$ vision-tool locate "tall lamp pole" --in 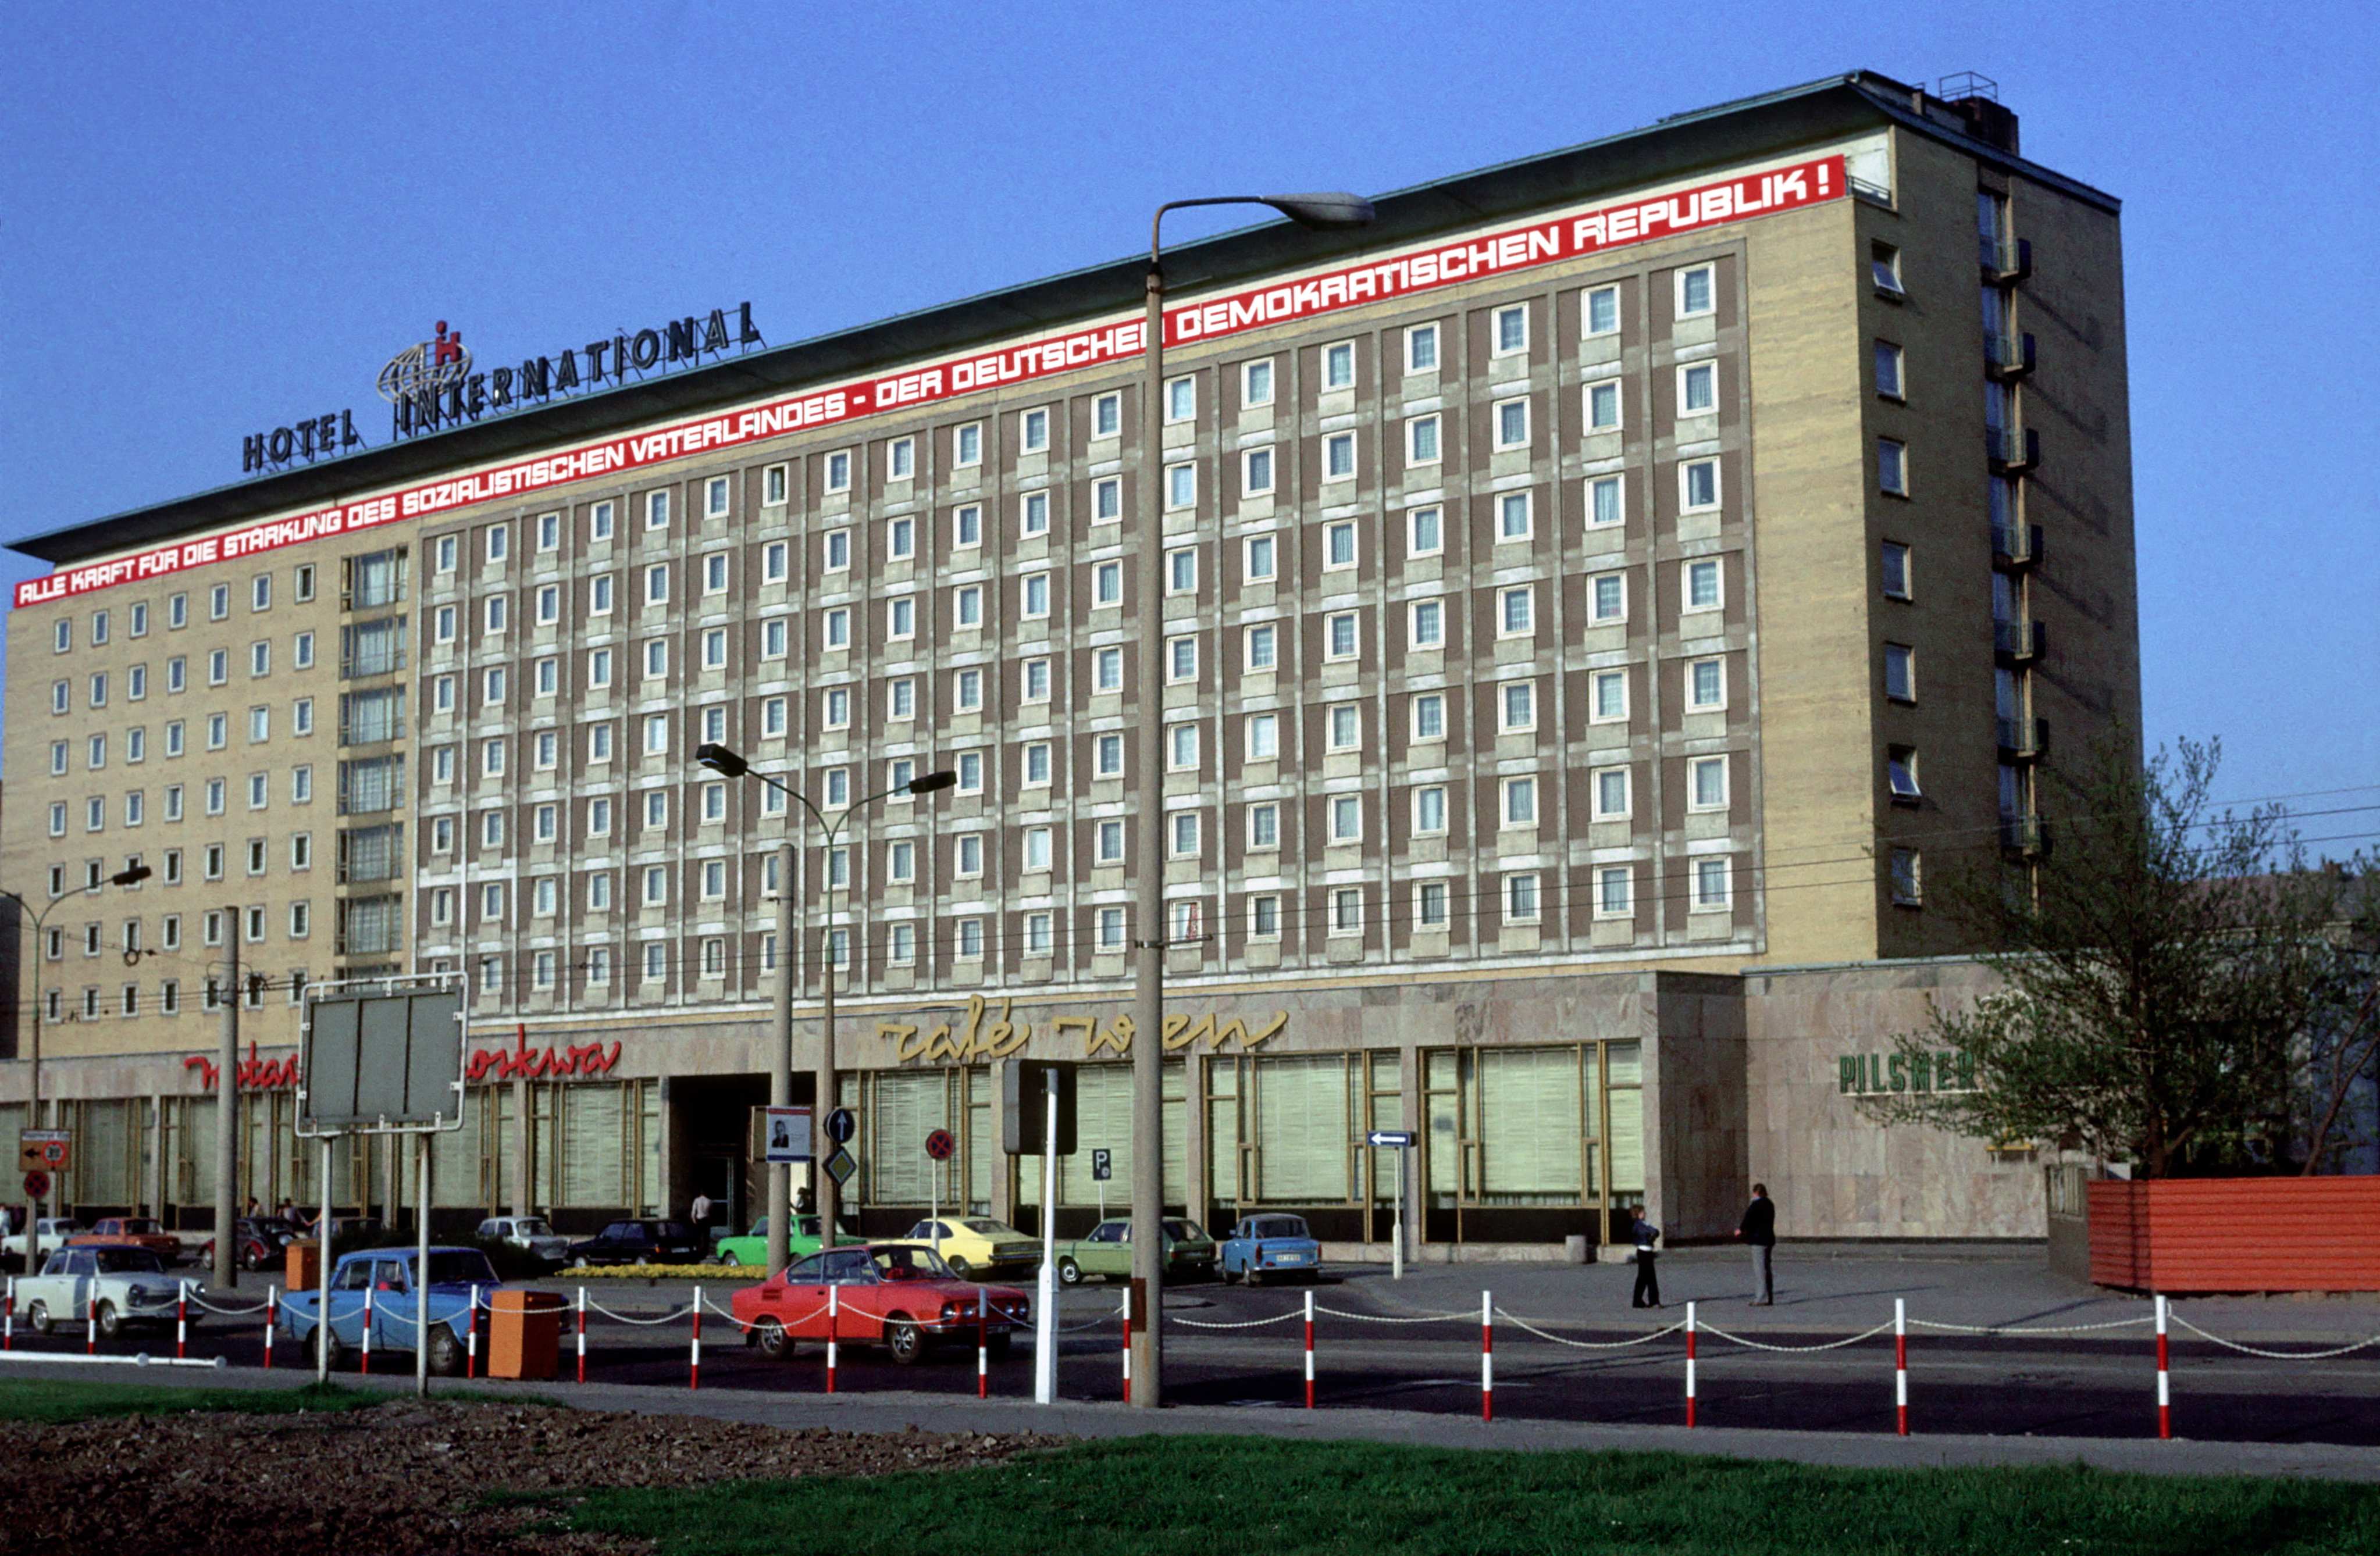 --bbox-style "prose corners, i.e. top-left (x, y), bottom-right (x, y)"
top-left (1132, 191), bottom-right (1374, 1408)
top-left (2, 864), bottom-right (152, 1276)
top-left (696, 742), bottom-right (954, 1276)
